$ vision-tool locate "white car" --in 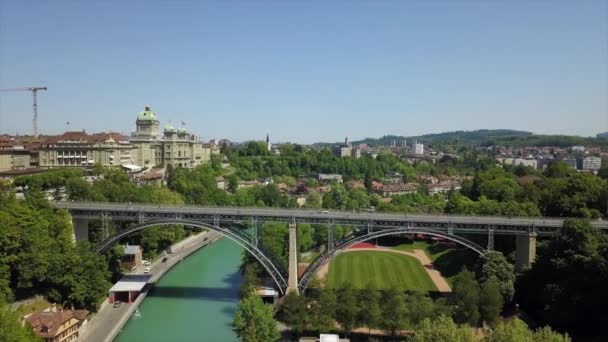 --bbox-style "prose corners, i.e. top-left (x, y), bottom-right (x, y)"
top-left (318, 210), bottom-right (330, 214)
top-left (142, 260), bottom-right (151, 266)
top-left (143, 267), bottom-right (150, 274)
